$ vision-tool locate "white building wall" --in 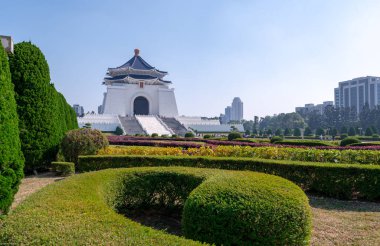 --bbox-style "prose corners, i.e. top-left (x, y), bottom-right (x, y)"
top-left (158, 88), bottom-right (179, 117)
top-left (102, 83), bottom-right (179, 117)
